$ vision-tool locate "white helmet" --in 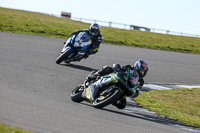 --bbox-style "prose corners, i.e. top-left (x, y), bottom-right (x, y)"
top-left (134, 59), bottom-right (149, 77)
